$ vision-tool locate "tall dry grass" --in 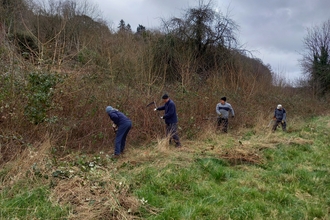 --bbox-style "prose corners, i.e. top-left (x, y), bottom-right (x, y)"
top-left (1, 9), bottom-right (329, 166)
